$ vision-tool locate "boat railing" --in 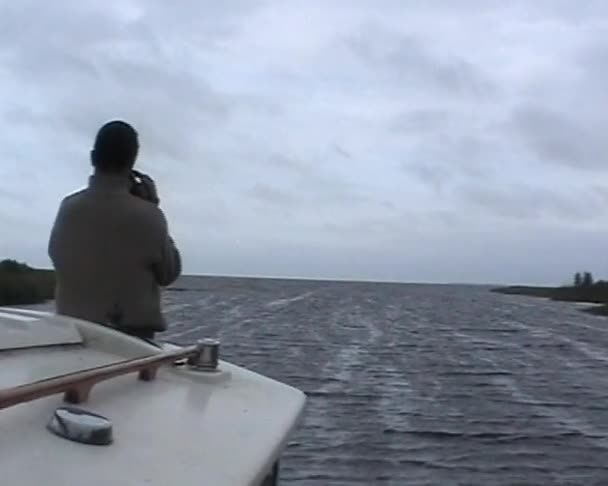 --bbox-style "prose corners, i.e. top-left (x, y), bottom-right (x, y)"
top-left (0, 339), bottom-right (219, 411)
